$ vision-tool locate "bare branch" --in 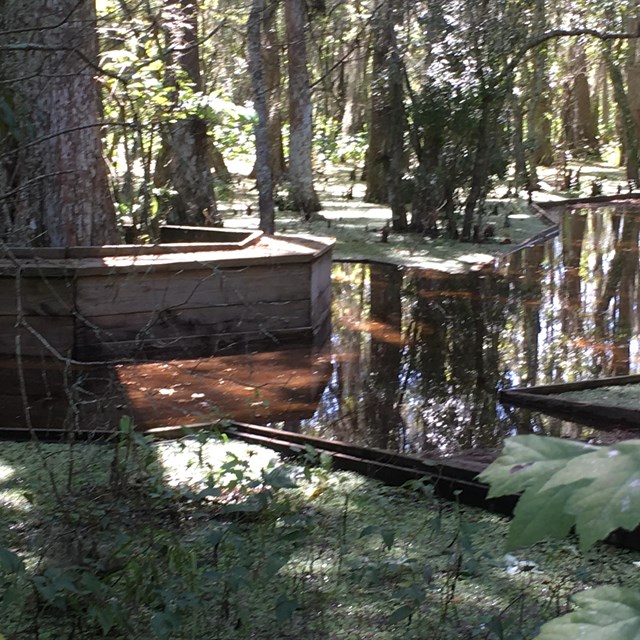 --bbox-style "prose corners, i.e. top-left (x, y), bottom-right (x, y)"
top-left (0, 0), bottom-right (85, 37)
top-left (506, 28), bottom-right (640, 76)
